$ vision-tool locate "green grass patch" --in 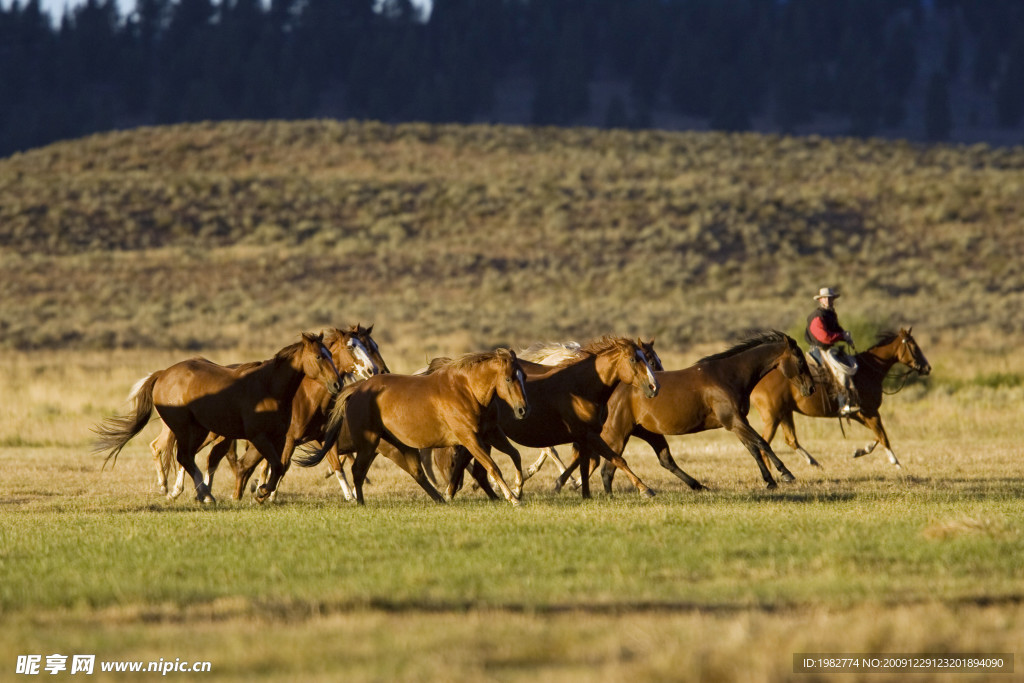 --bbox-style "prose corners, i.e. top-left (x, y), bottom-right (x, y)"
top-left (3, 490), bottom-right (1021, 615)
